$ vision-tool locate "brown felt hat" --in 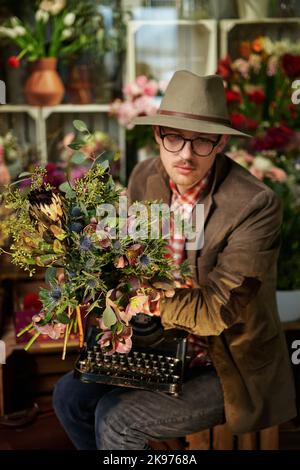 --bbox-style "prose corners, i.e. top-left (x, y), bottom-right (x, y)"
top-left (131, 70), bottom-right (251, 138)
